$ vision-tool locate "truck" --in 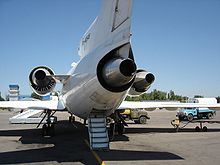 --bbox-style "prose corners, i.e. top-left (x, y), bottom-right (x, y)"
top-left (177, 108), bottom-right (216, 121)
top-left (177, 98), bottom-right (217, 121)
top-left (119, 108), bottom-right (150, 124)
